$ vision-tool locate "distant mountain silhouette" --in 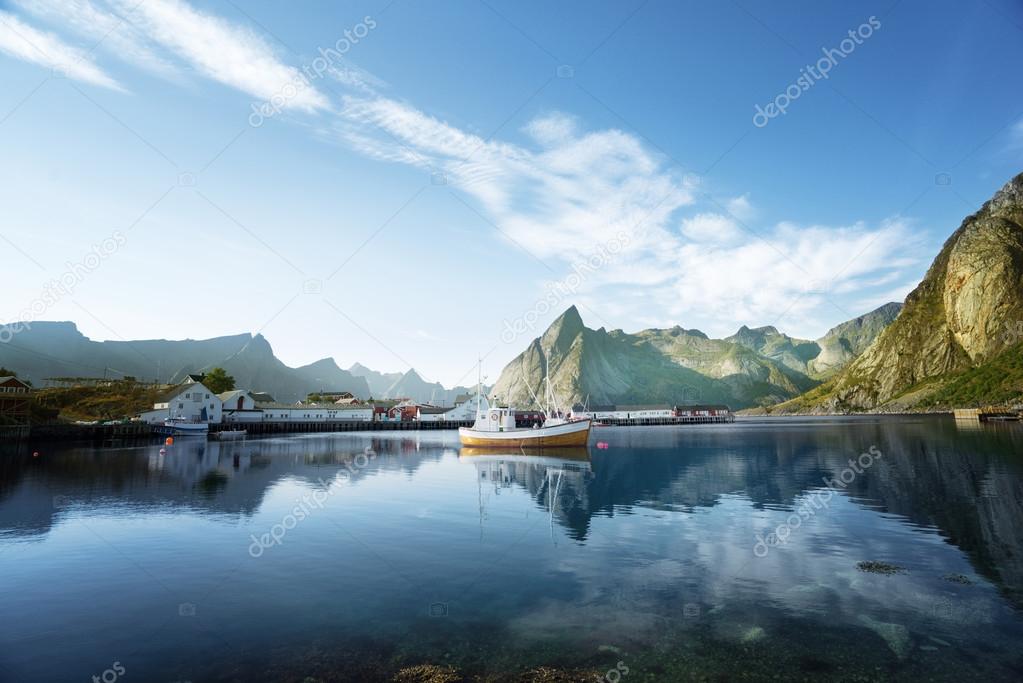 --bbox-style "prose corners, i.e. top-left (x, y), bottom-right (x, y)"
top-left (0, 321), bottom-right (369, 402)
